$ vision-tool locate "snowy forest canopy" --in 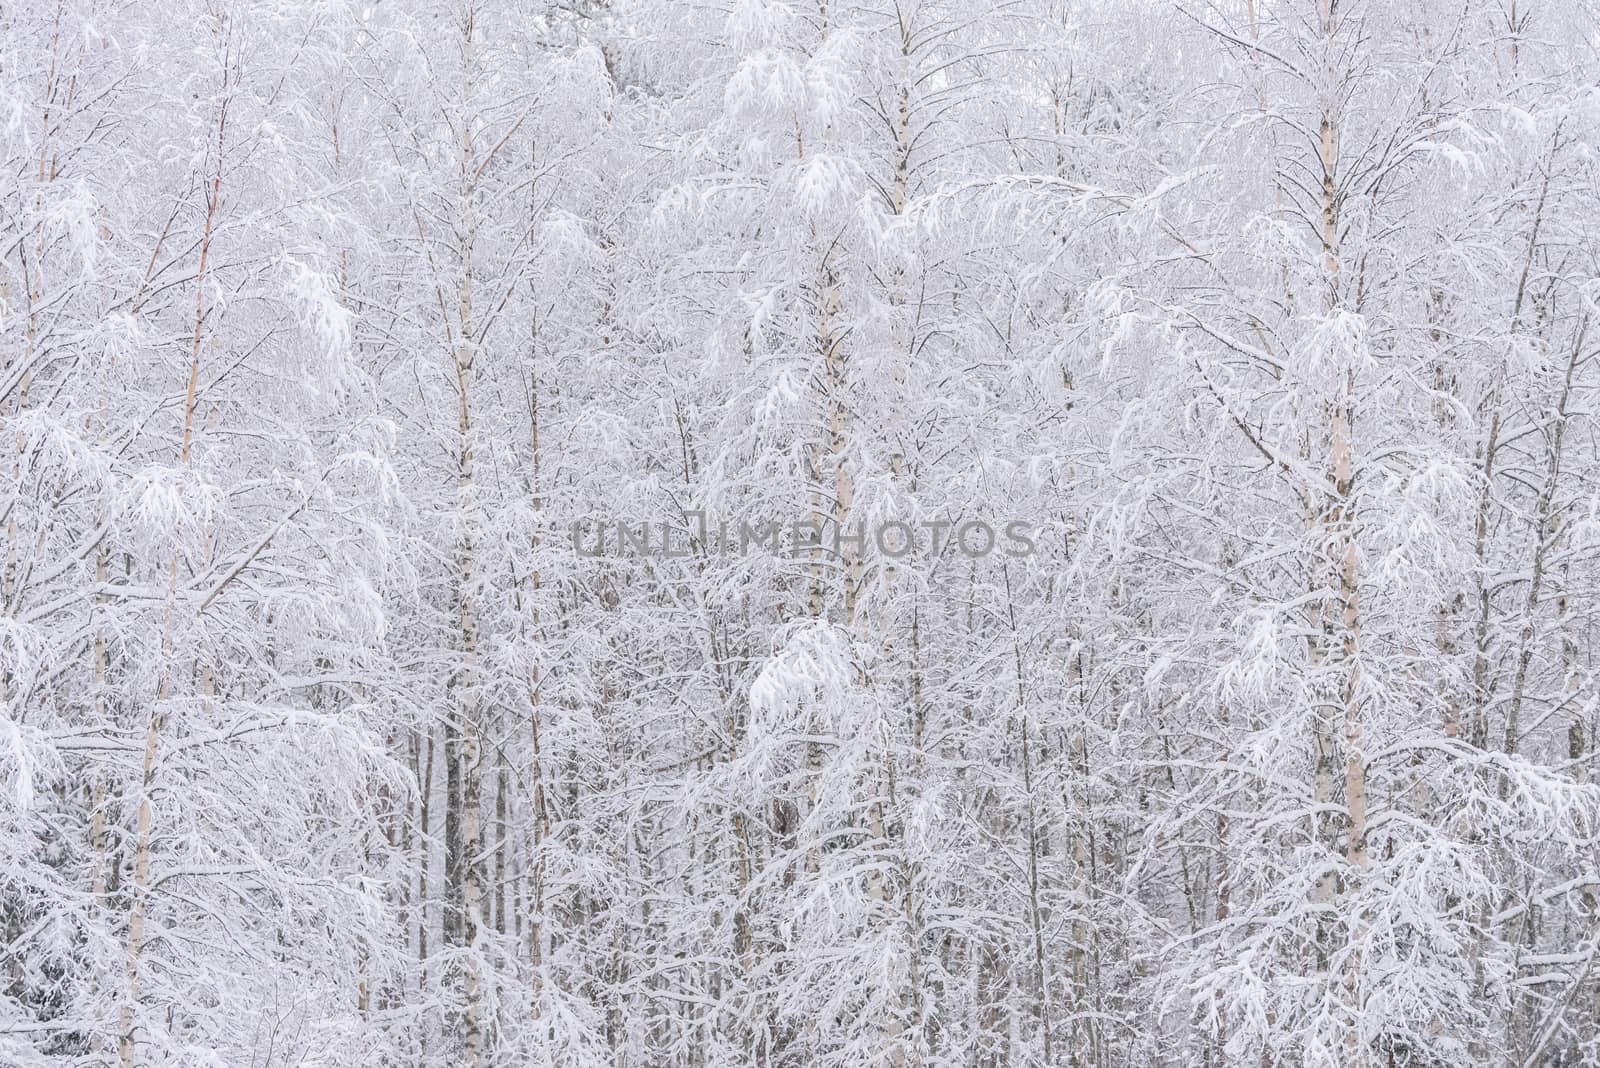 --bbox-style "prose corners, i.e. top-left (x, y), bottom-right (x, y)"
top-left (5, 0), bottom-right (1600, 1065)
